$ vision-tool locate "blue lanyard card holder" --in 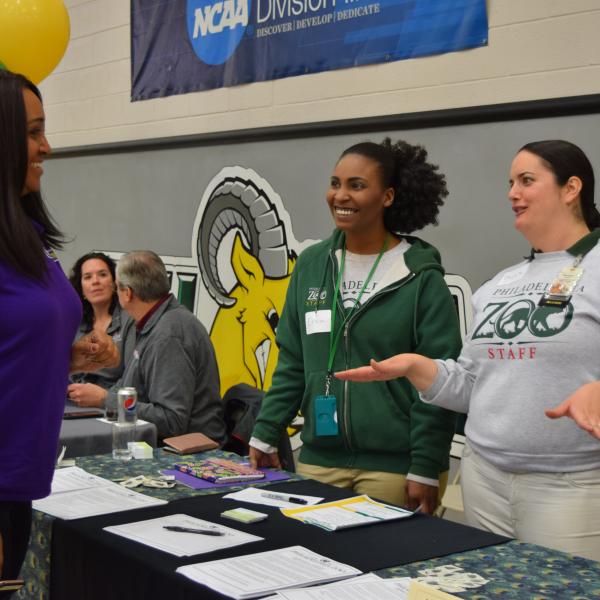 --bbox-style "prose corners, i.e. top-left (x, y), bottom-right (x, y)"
top-left (314, 395), bottom-right (339, 436)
